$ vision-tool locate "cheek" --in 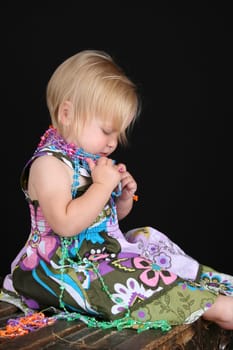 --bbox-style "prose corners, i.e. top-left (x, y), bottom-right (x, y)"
top-left (87, 134), bottom-right (106, 152)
